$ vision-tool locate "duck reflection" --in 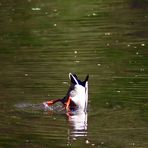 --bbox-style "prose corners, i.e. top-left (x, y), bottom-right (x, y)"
top-left (67, 111), bottom-right (88, 137)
